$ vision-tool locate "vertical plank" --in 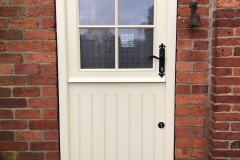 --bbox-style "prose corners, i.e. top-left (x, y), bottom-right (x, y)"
top-left (105, 95), bottom-right (117, 160)
top-left (92, 94), bottom-right (105, 160)
top-left (142, 94), bottom-right (154, 160)
top-left (117, 94), bottom-right (129, 160)
top-left (80, 94), bottom-right (92, 160)
top-left (130, 94), bottom-right (142, 160)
